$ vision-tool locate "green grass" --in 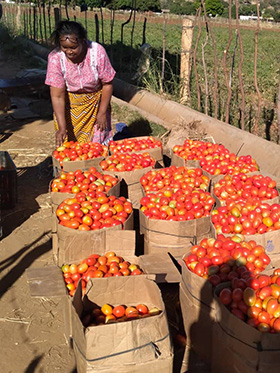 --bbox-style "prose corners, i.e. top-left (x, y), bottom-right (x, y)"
top-left (111, 102), bottom-right (167, 138)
